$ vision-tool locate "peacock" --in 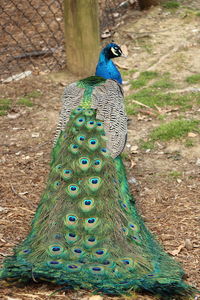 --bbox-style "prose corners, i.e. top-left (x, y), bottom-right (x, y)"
top-left (0, 43), bottom-right (197, 299)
